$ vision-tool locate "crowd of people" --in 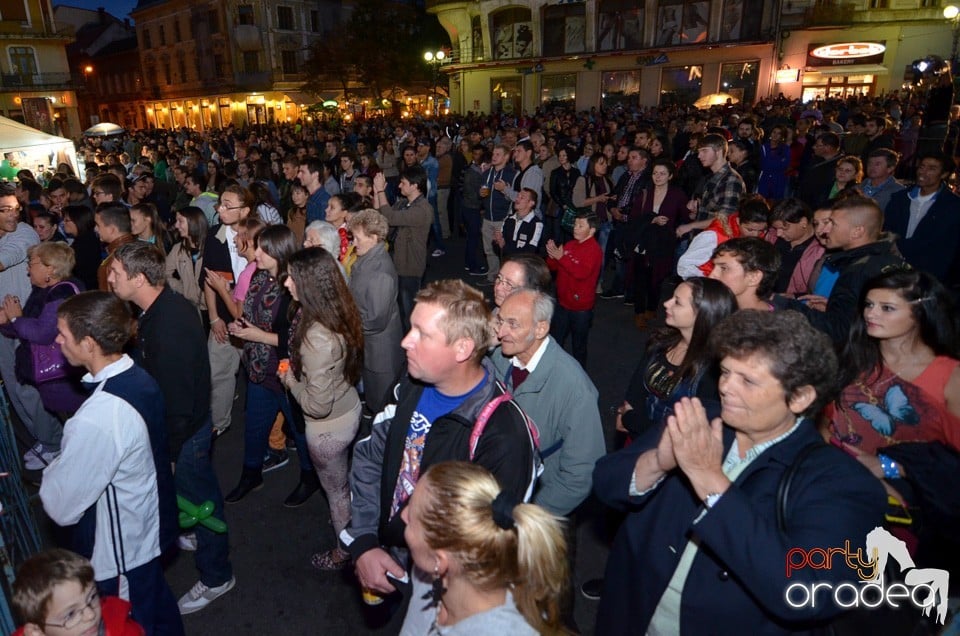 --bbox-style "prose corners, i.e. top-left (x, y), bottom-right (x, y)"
top-left (5, 85), bottom-right (960, 635)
